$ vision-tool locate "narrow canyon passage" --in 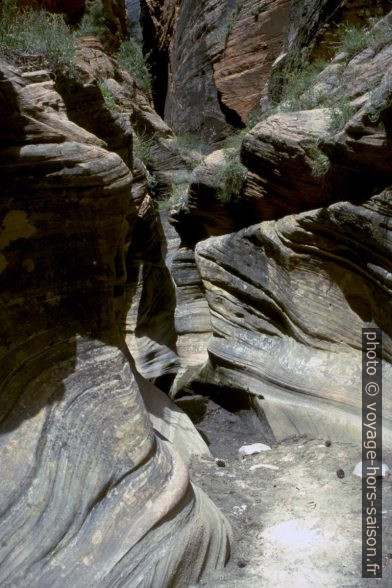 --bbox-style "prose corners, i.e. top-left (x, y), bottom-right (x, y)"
top-left (0, 0), bottom-right (392, 586)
